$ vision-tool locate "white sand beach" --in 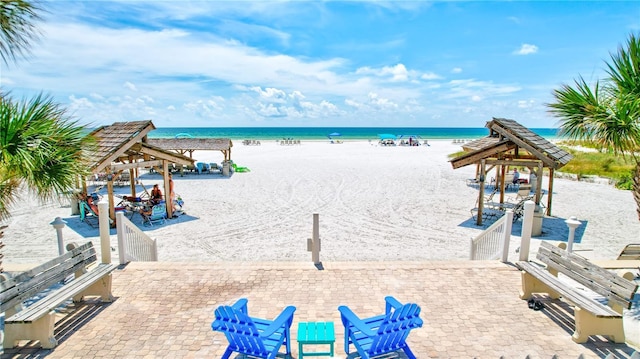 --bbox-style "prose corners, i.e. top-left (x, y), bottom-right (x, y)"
top-left (2, 139), bottom-right (640, 353)
top-left (2, 140), bottom-right (640, 265)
